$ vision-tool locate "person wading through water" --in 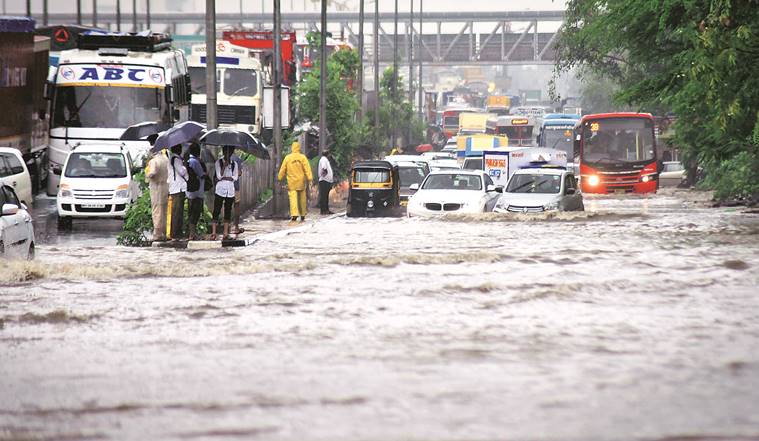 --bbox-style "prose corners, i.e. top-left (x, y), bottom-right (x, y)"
top-left (318, 149), bottom-right (335, 215)
top-left (211, 146), bottom-right (238, 241)
top-left (185, 142), bottom-right (208, 240)
top-left (278, 141), bottom-right (313, 222)
top-left (145, 135), bottom-right (169, 241)
top-left (167, 144), bottom-right (188, 240)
